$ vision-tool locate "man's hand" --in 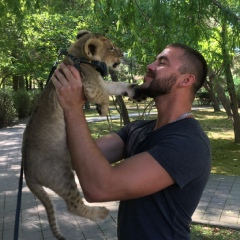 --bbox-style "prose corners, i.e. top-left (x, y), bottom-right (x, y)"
top-left (51, 63), bottom-right (86, 112)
